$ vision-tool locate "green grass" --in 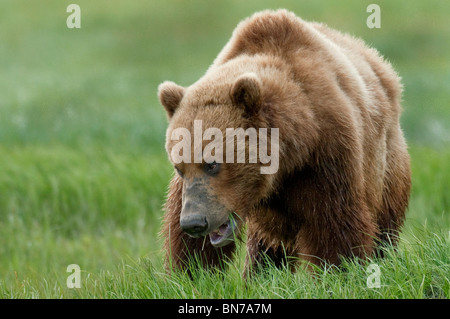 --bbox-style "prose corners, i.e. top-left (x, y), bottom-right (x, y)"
top-left (1, 146), bottom-right (448, 299)
top-left (0, 0), bottom-right (449, 298)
